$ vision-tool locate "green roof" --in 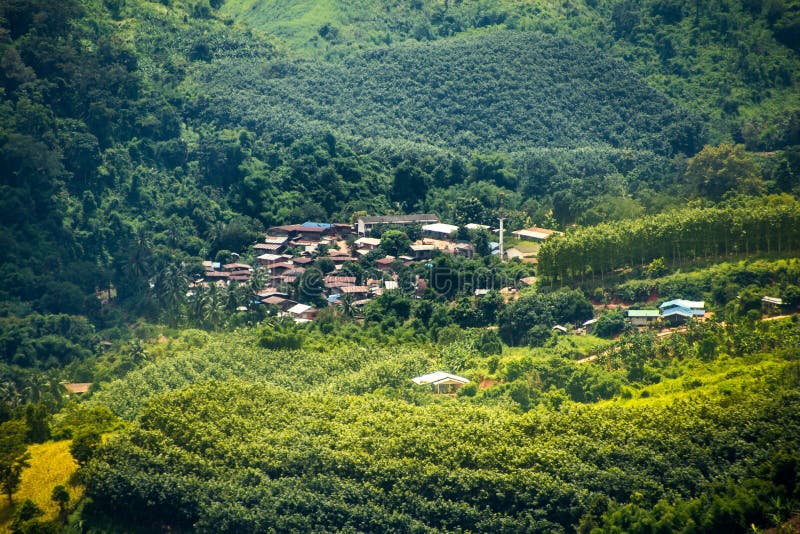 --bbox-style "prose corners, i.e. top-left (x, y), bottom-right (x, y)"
top-left (627, 310), bottom-right (660, 317)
